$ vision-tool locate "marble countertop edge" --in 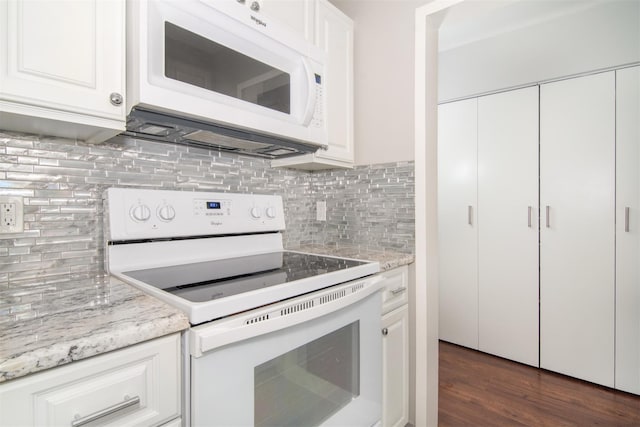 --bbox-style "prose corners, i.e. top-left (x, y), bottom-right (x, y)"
top-left (0, 311), bottom-right (188, 383)
top-left (288, 244), bottom-right (415, 271)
